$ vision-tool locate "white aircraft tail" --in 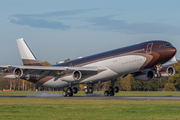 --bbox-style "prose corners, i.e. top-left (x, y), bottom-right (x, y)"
top-left (16, 38), bottom-right (42, 66)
